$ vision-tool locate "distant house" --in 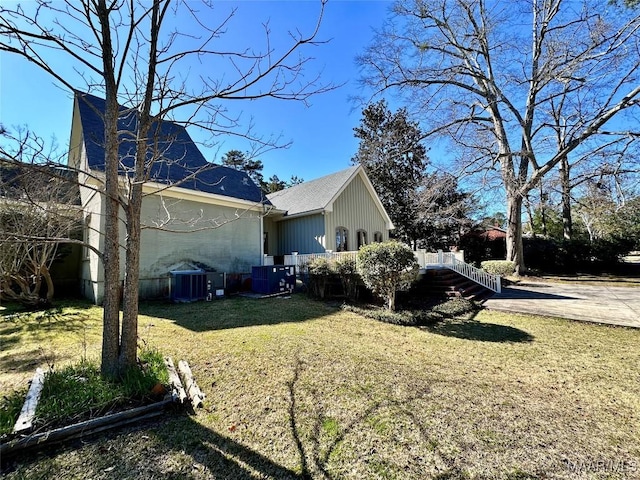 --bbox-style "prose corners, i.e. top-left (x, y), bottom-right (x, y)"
top-left (67, 93), bottom-right (394, 303)
top-left (264, 166), bottom-right (394, 255)
top-left (459, 225), bottom-right (507, 263)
